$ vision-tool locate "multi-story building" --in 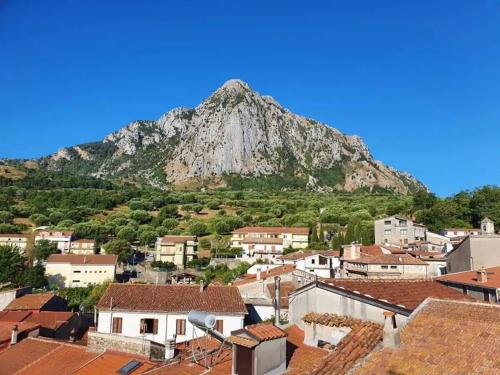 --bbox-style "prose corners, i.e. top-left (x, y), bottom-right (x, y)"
top-left (0, 234), bottom-right (29, 252)
top-left (241, 237), bottom-right (284, 262)
top-left (96, 283), bottom-right (247, 344)
top-left (231, 226), bottom-right (309, 250)
top-left (69, 239), bottom-right (96, 254)
top-left (34, 230), bottom-right (73, 252)
top-left (374, 216), bottom-right (426, 248)
top-left (45, 254), bottom-right (117, 288)
top-left (154, 235), bottom-right (197, 268)
top-left (276, 250), bottom-right (340, 278)
top-left (343, 254), bottom-right (429, 279)
top-left (442, 227), bottom-right (481, 245)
